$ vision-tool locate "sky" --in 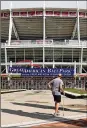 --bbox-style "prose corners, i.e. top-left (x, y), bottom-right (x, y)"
top-left (1, 1), bottom-right (87, 9)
